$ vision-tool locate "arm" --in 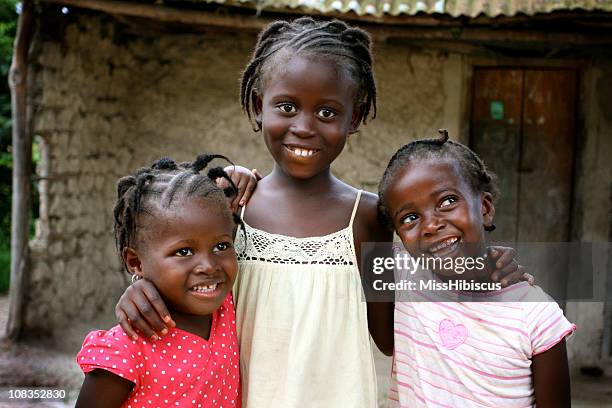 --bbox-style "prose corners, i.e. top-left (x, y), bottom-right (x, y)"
top-left (357, 192), bottom-right (395, 356)
top-left (115, 279), bottom-right (174, 340)
top-left (532, 339), bottom-right (571, 407)
top-left (75, 369), bottom-right (134, 408)
top-left (367, 295), bottom-right (395, 356)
